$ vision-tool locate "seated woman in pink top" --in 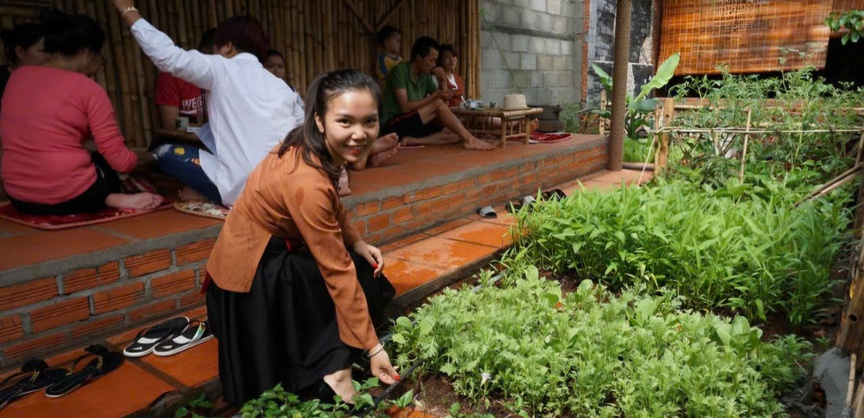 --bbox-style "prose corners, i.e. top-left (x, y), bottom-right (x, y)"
top-left (0, 10), bottom-right (162, 215)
